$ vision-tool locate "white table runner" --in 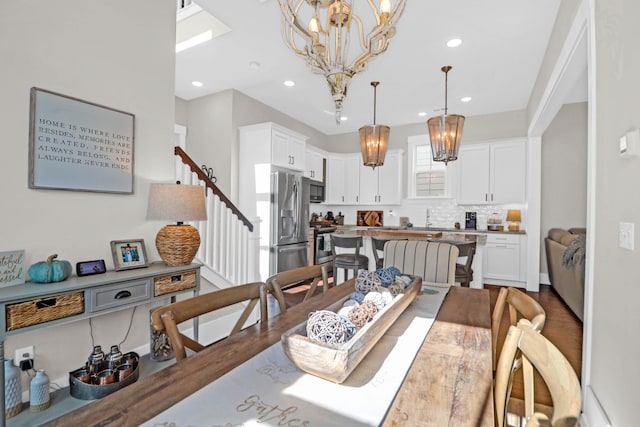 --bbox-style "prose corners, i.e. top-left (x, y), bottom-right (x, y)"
top-left (141, 285), bottom-right (449, 427)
